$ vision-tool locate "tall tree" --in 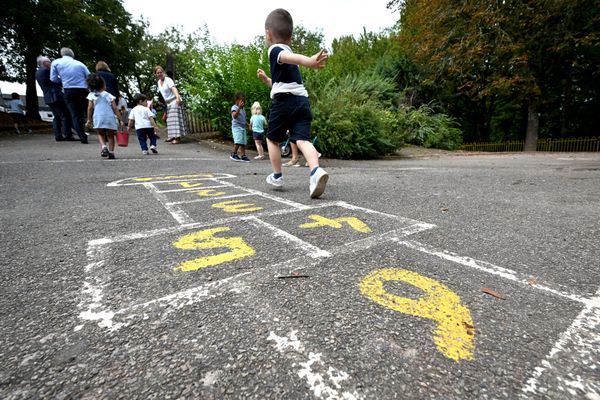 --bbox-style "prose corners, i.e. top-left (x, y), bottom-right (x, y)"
top-left (392, 0), bottom-right (600, 147)
top-left (1, 0), bottom-right (144, 119)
